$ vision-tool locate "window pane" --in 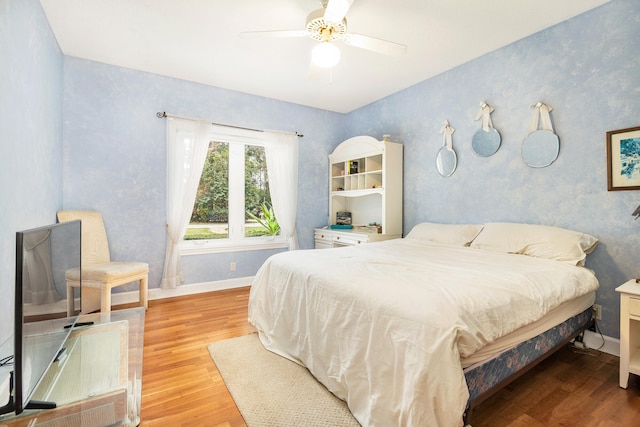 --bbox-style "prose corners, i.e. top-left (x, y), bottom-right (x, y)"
top-left (245, 145), bottom-right (277, 238)
top-left (186, 141), bottom-right (229, 240)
